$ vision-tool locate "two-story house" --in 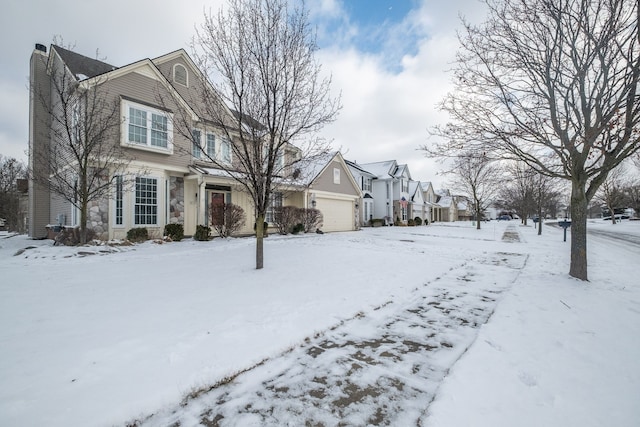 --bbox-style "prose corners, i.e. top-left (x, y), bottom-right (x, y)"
top-left (420, 181), bottom-right (437, 224)
top-left (345, 160), bottom-right (377, 226)
top-left (358, 160), bottom-right (412, 225)
top-left (28, 44), bottom-right (359, 240)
